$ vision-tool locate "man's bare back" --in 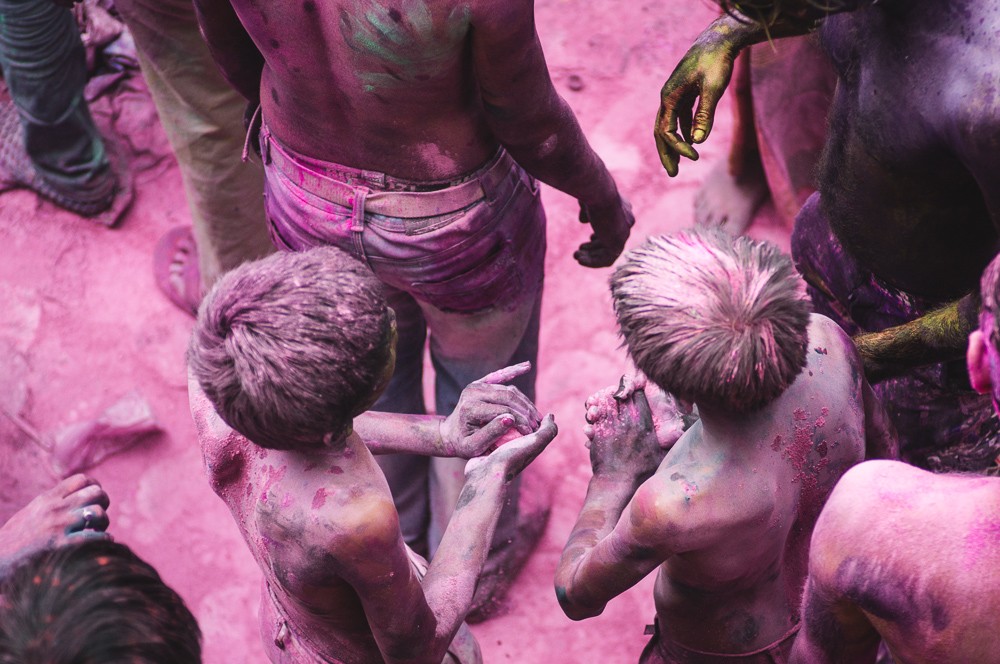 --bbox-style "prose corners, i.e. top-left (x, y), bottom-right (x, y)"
top-left (792, 460), bottom-right (1000, 664)
top-left (233, 0), bottom-right (489, 178)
